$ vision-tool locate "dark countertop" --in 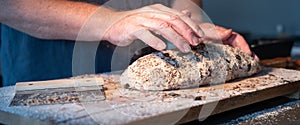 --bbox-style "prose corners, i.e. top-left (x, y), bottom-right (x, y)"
top-left (186, 96), bottom-right (300, 125)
